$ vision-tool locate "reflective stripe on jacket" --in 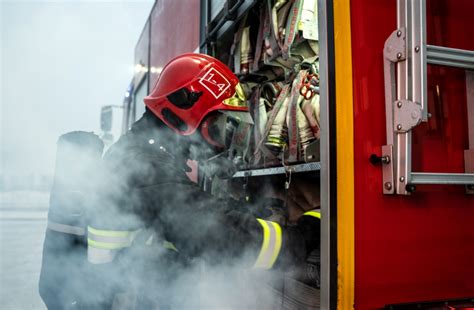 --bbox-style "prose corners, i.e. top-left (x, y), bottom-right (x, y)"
top-left (47, 220), bottom-right (85, 236)
top-left (303, 210), bottom-right (321, 219)
top-left (253, 219), bottom-right (283, 269)
top-left (87, 226), bottom-right (139, 264)
top-left (253, 210), bottom-right (321, 269)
